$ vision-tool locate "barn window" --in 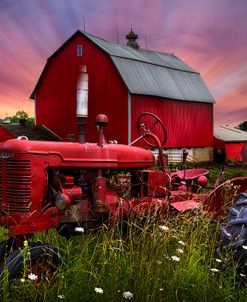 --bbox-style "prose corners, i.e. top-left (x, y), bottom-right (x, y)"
top-left (77, 45), bottom-right (83, 56)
